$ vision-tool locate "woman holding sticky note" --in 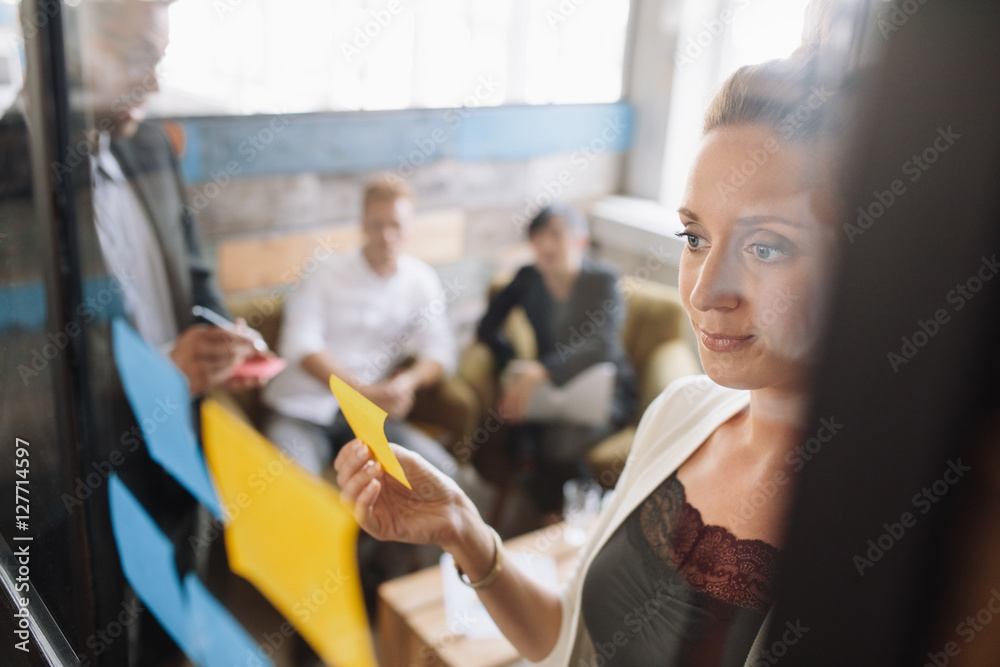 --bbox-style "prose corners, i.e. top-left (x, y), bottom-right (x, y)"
top-left (335, 56), bottom-right (848, 666)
